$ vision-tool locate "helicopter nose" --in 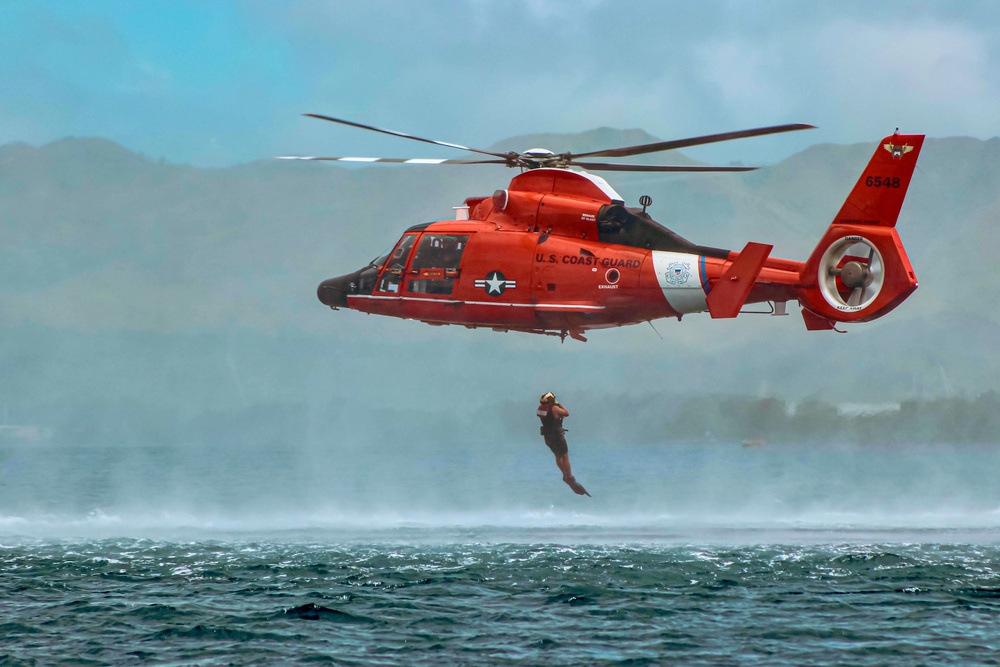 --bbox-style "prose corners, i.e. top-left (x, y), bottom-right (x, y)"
top-left (317, 275), bottom-right (352, 308)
